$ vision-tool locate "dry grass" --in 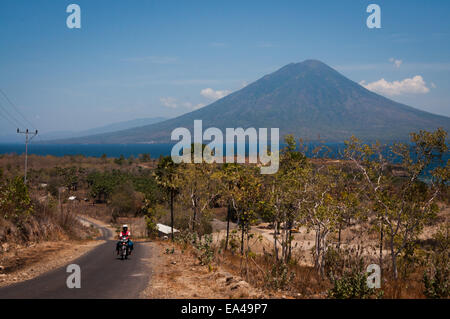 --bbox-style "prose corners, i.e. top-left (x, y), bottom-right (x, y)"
top-left (383, 276), bottom-right (426, 299)
top-left (215, 250), bottom-right (330, 298)
top-left (0, 201), bottom-right (92, 245)
top-left (141, 240), bottom-right (268, 299)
